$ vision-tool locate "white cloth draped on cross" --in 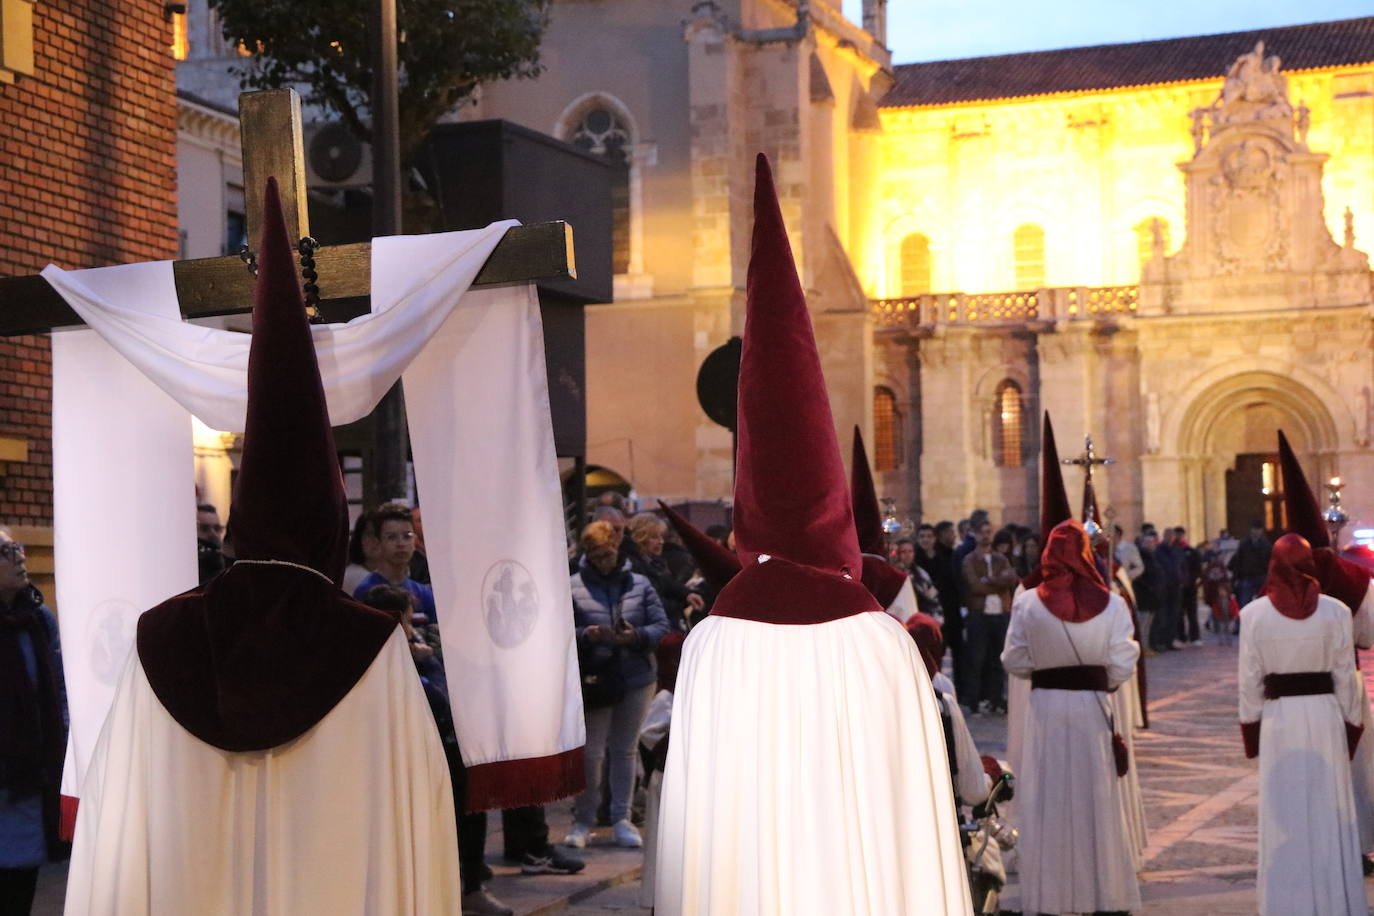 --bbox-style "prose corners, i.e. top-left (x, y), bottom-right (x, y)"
top-left (43, 222), bottom-right (585, 811)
